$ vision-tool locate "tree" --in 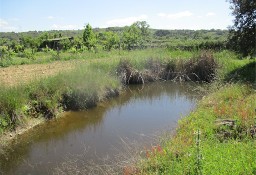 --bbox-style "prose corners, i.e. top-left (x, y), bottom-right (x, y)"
top-left (83, 24), bottom-right (97, 50)
top-left (102, 31), bottom-right (119, 51)
top-left (154, 30), bottom-right (171, 37)
top-left (228, 0), bottom-right (256, 57)
top-left (123, 24), bottom-right (142, 50)
top-left (20, 35), bottom-right (39, 53)
top-left (59, 38), bottom-right (72, 51)
top-left (122, 21), bottom-right (151, 50)
top-left (134, 21), bottom-right (150, 38)
top-left (134, 21), bottom-right (151, 48)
